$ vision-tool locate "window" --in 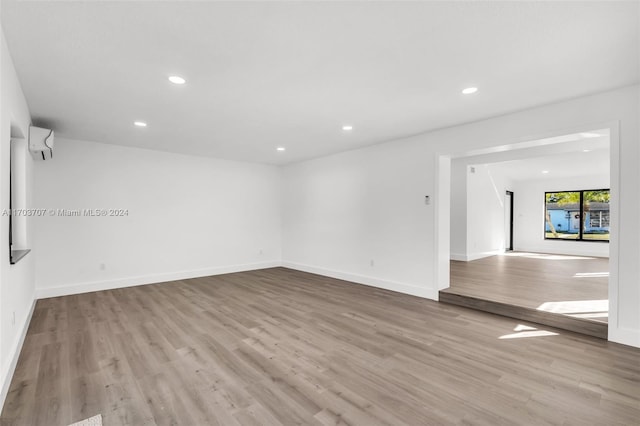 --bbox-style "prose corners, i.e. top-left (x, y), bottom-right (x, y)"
top-left (589, 211), bottom-right (609, 229)
top-left (544, 189), bottom-right (610, 242)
